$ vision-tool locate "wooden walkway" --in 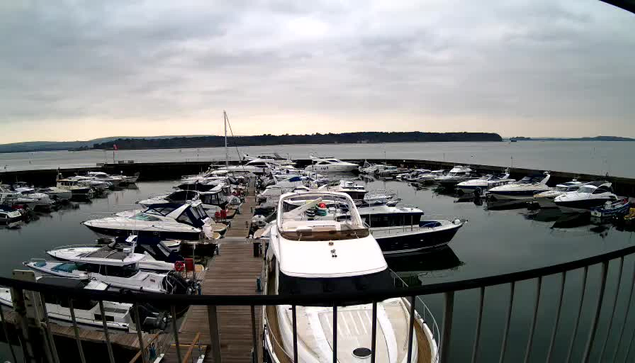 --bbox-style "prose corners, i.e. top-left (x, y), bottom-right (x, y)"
top-left (162, 183), bottom-right (264, 363)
